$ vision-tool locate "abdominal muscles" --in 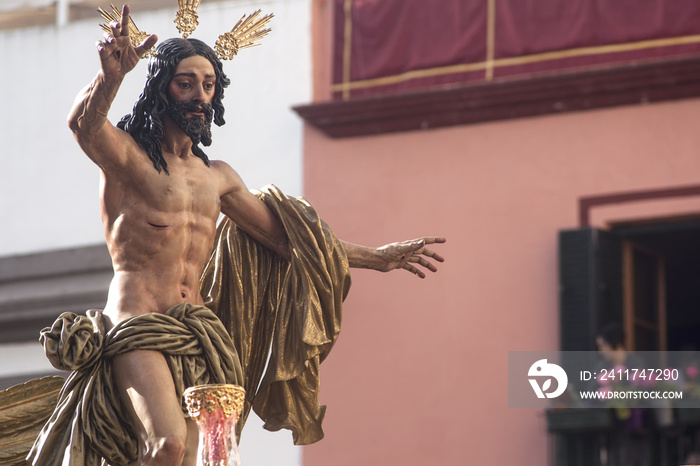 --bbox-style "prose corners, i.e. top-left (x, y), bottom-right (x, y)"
top-left (104, 210), bottom-right (217, 322)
